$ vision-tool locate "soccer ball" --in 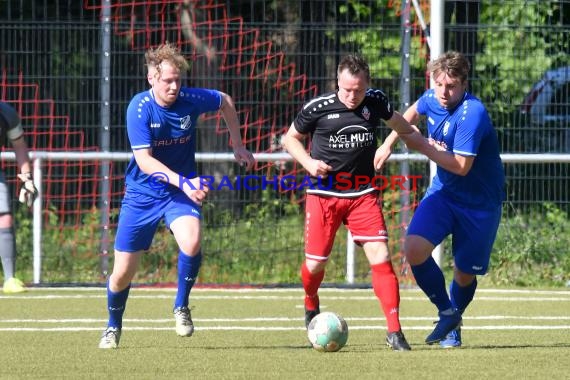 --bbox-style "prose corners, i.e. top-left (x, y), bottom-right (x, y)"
top-left (307, 311), bottom-right (349, 352)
